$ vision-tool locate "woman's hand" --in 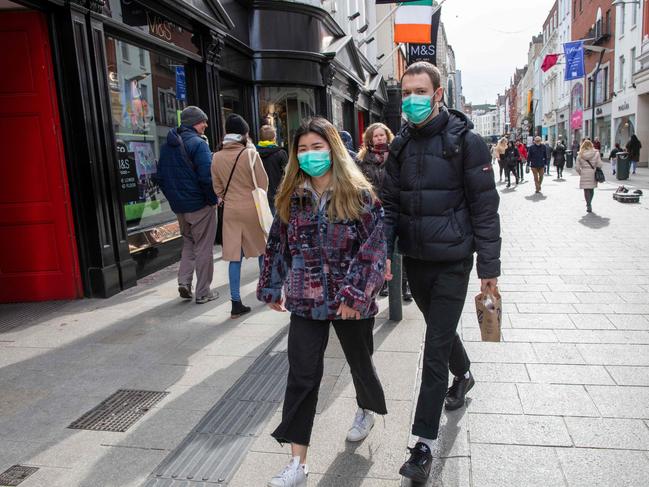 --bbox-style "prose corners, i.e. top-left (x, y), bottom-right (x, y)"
top-left (385, 259), bottom-right (393, 281)
top-left (337, 302), bottom-right (361, 320)
top-left (268, 298), bottom-right (287, 312)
